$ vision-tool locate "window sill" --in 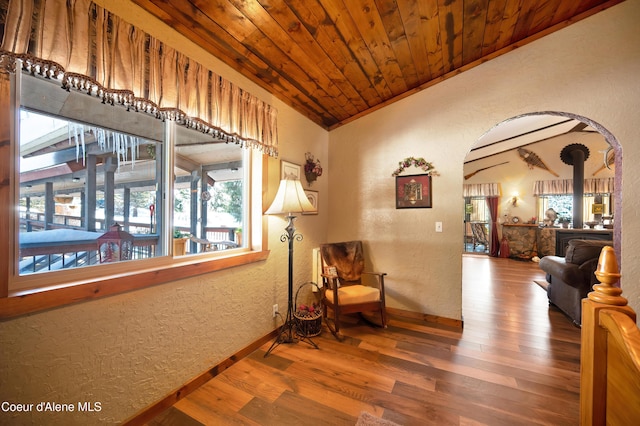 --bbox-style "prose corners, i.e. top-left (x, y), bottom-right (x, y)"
top-left (0, 250), bottom-right (269, 320)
